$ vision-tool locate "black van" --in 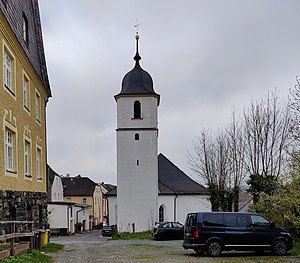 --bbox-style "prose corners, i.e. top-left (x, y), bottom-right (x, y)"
top-left (182, 212), bottom-right (293, 257)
